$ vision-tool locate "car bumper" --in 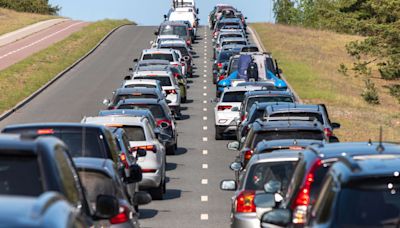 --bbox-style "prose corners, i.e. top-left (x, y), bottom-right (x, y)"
top-left (139, 171), bottom-right (162, 189)
top-left (216, 125), bottom-right (237, 135)
top-left (231, 213), bottom-right (259, 228)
